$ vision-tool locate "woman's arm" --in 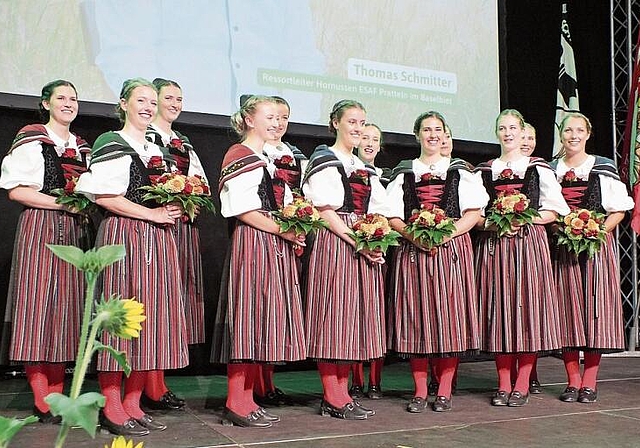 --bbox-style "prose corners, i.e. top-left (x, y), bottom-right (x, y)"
top-left (95, 194), bottom-right (177, 225)
top-left (236, 210), bottom-right (305, 246)
top-left (320, 206), bottom-right (383, 264)
top-left (603, 211), bottom-right (625, 233)
top-left (8, 185), bottom-right (67, 211)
